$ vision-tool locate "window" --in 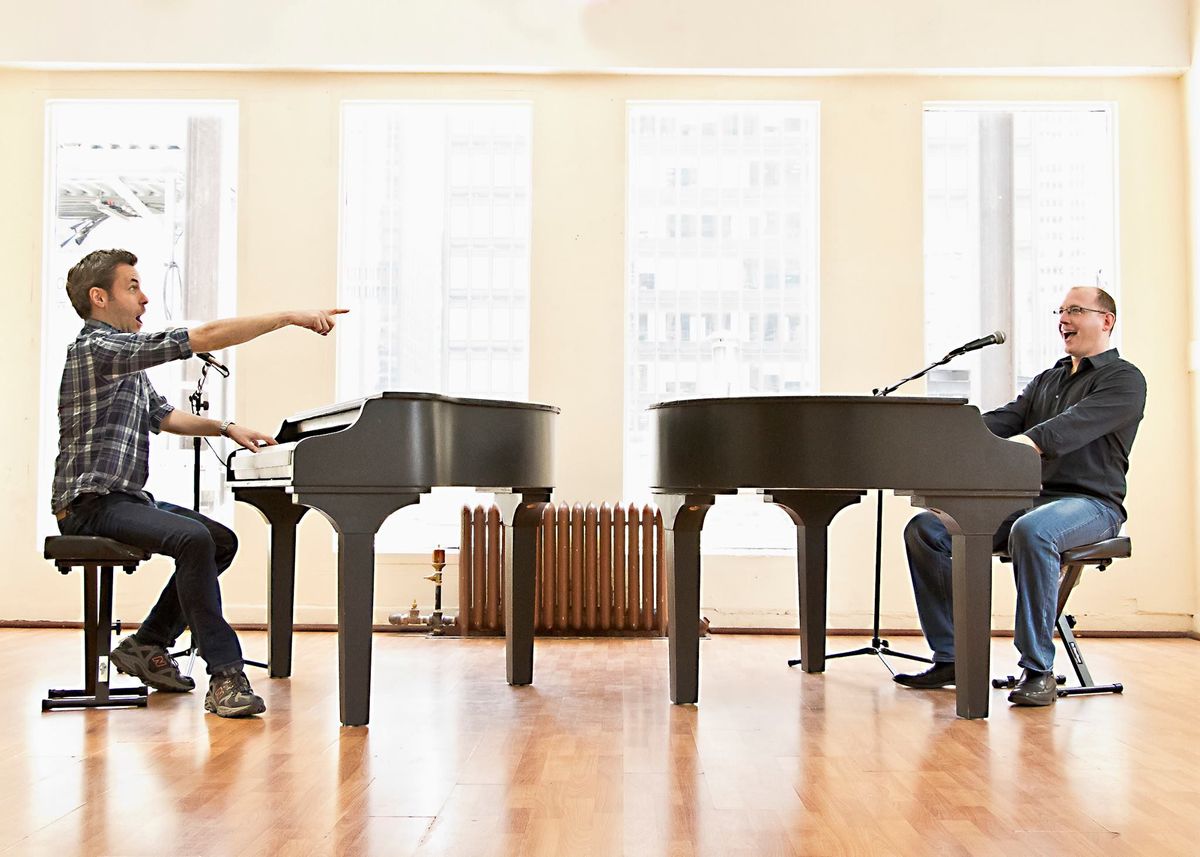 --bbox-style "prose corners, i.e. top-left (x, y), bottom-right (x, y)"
top-left (626, 102), bottom-right (820, 551)
top-left (39, 101), bottom-right (239, 541)
top-left (923, 104), bottom-right (1117, 408)
top-left (339, 102), bottom-right (532, 552)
